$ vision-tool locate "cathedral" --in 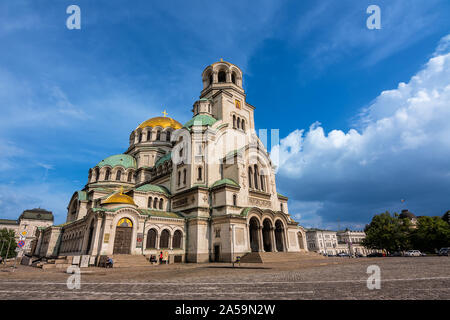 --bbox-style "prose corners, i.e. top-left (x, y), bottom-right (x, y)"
top-left (33, 60), bottom-right (307, 263)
